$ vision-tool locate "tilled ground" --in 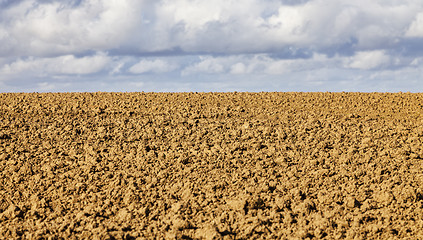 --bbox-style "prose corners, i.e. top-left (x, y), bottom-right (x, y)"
top-left (1, 92), bottom-right (423, 239)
